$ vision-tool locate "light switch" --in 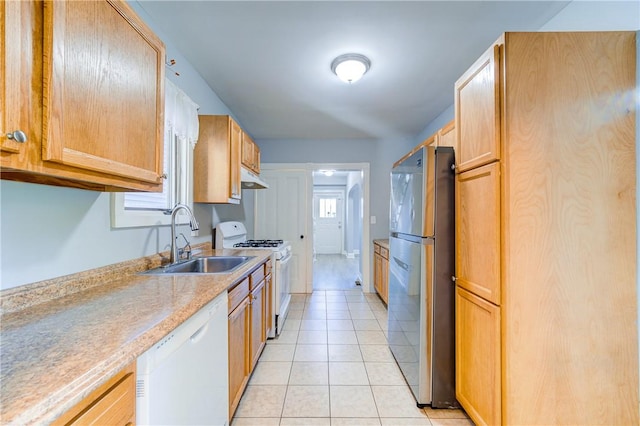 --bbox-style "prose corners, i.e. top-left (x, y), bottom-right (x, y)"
top-left (371, 216), bottom-right (377, 224)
